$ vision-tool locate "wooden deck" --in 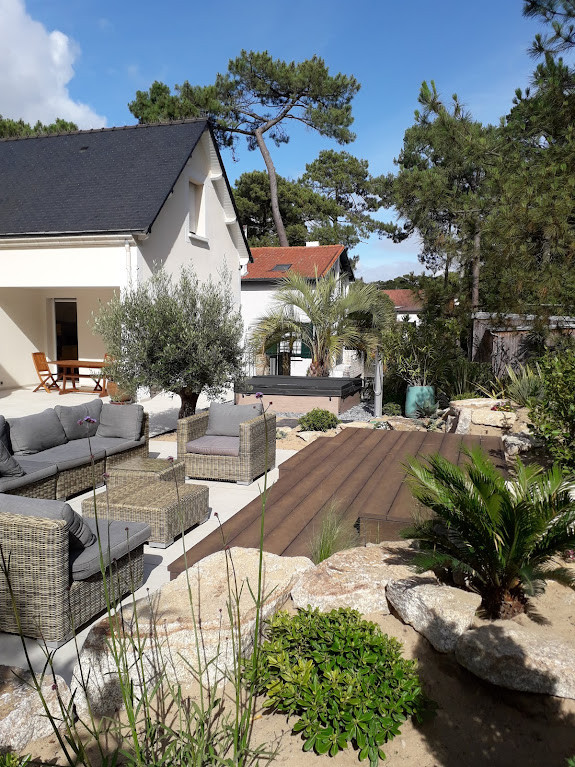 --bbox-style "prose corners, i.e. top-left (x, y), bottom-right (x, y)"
top-left (168, 429), bottom-right (506, 580)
